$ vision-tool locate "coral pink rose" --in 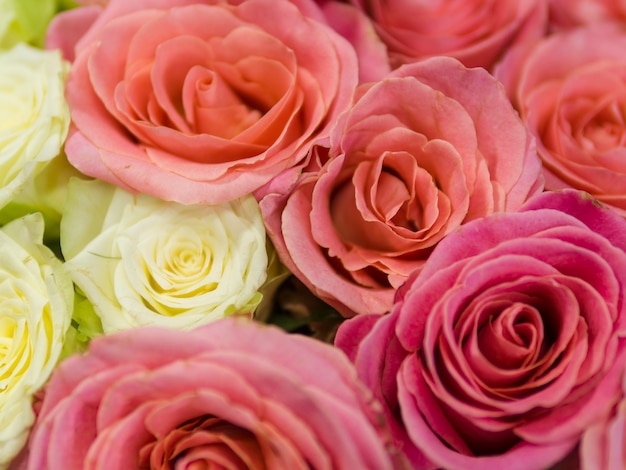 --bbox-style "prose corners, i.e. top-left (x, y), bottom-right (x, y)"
top-left (495, 25), bottom-right (626, 216)
top-left (347, 0), bottom-right (548, 70)
top-left (336, 189), bottom-right (626, 469)
top-left (549, 0), bottom-right (626, 29)
top-left (260, 56), bottom-right (543, 317)
top-left (17, 317), bottom-right (406, 469)
top-left (46, 0), bottom-right (358, 204)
